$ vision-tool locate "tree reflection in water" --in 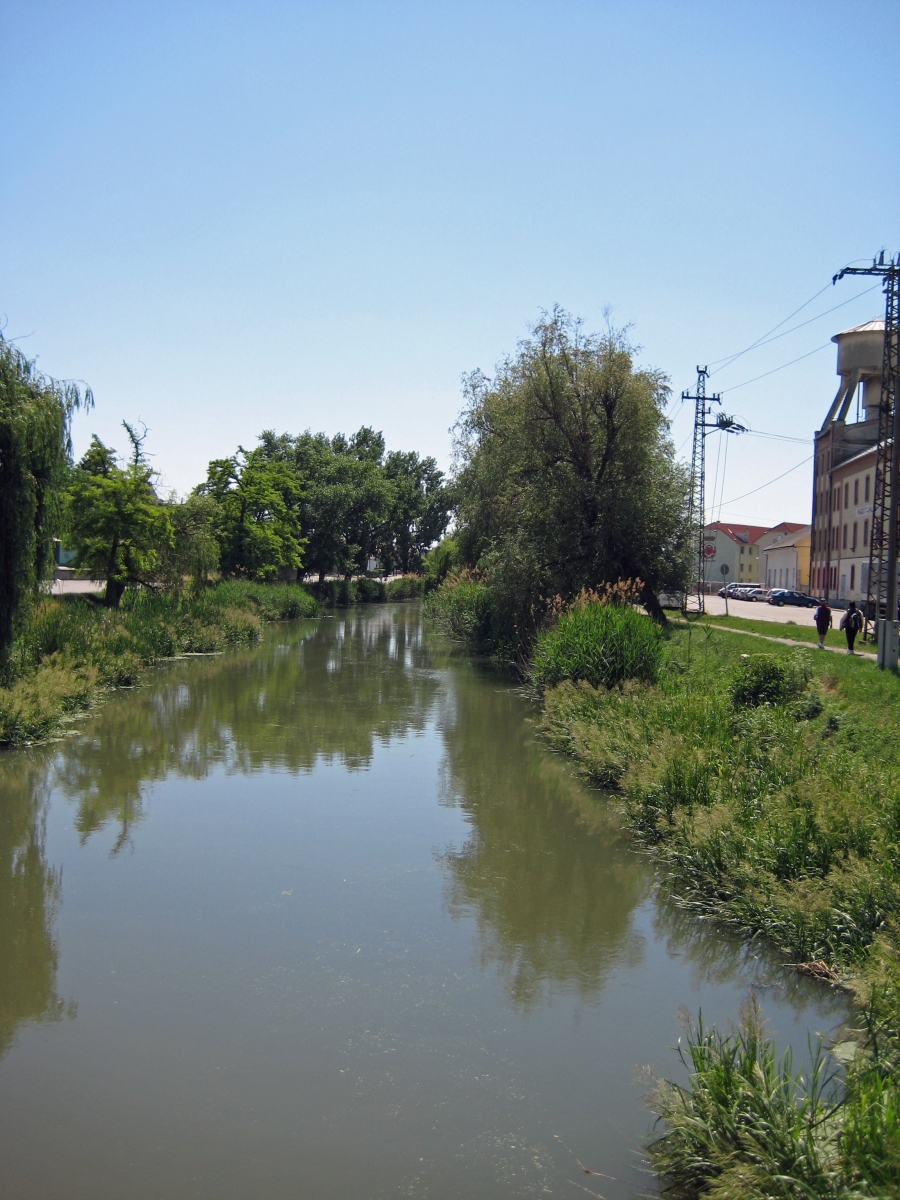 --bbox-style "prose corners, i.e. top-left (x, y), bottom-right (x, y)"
top-left (0, 755), bottom-right (67, 1057)
top-left (50, 607), bottom-right (440, 851)
top-left (438, 665), bottom-right (651, 1008)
